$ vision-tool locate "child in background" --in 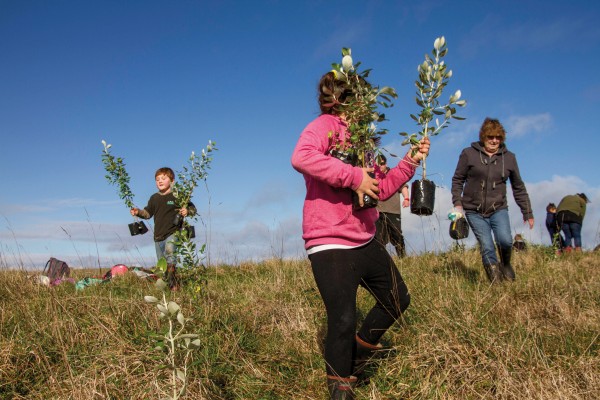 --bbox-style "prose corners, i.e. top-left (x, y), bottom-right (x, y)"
top-left (512, 233), bottom-right (527, 252)
top-left (131, 167), bottom-right (196, 289)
